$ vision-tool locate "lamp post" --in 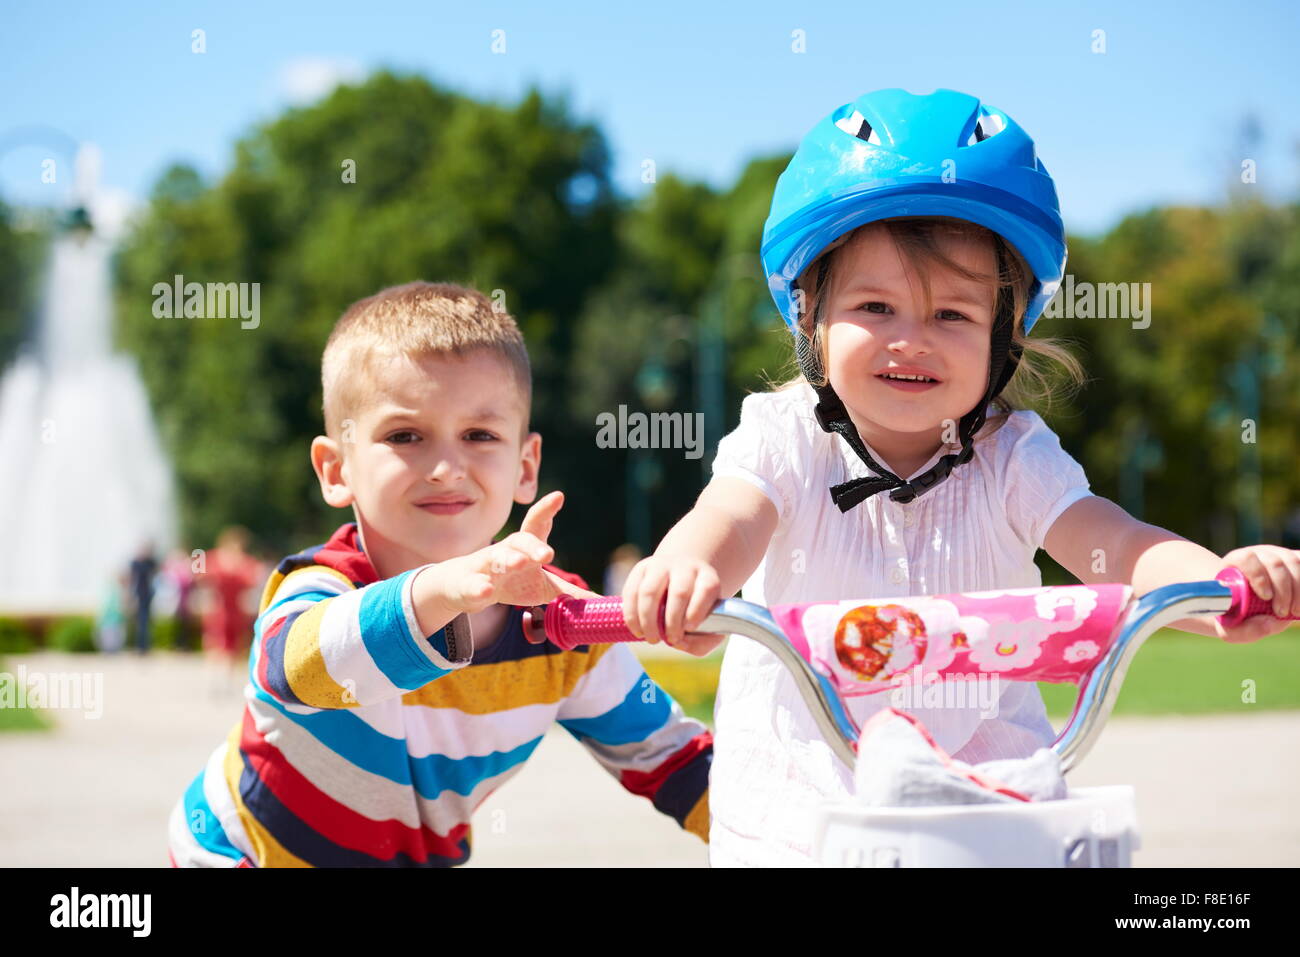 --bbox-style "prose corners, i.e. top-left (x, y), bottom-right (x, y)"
top-left (695, 287), bottom-right (725, 484)
top-left (624, 353), bottom-right (672, 554)
top-left (1118, 415), bottom-right (1163, 522)
top-left (1229, 348), bottom-right (1262, 547)
top-left (1213, 313), bottom-right (1288, 548)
